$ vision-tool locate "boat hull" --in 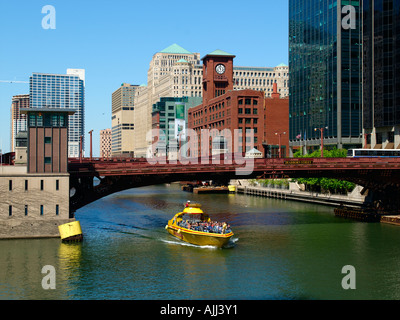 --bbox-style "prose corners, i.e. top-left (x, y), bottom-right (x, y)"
top-left (167, 225), bottom-right (233, 248)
